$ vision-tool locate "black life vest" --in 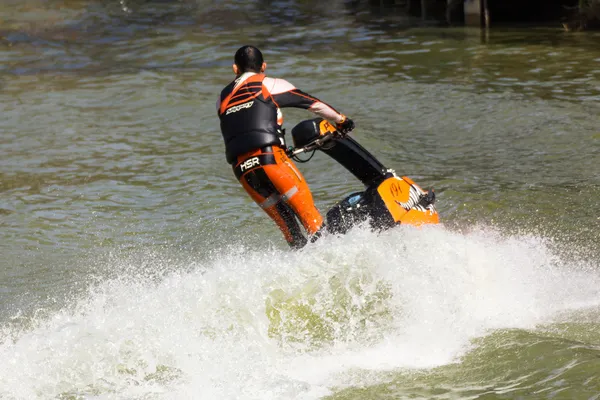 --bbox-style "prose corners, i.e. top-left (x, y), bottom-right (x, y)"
top-left (218, 74), bottom-right (283, 164)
